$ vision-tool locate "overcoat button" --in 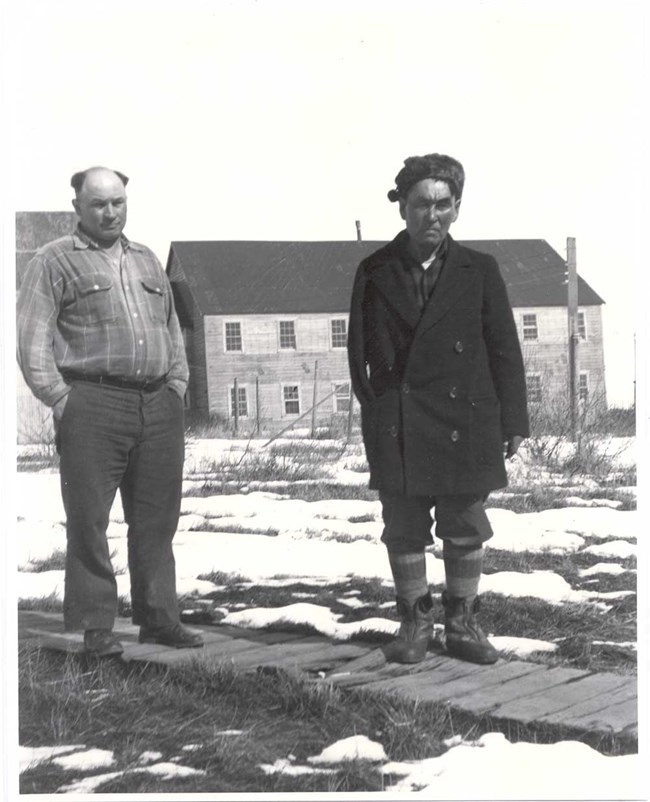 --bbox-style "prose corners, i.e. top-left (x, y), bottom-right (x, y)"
top-left (450, 430), bottom-right (460, 442)
top-left (454, 340), bottom-right (464, 353)
top-left (449, 386), bottom-right (458, 399)
top-left (402, 382), bottom-right (410, 394)
top-left (389, 425), bottom-right (398, 438)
